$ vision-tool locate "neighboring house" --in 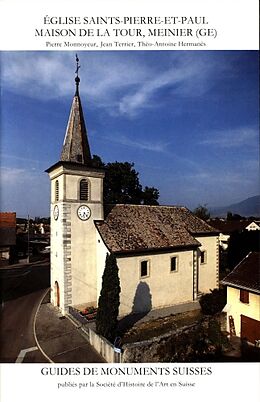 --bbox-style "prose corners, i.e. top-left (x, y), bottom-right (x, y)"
top-left (46, 66), bottom-right (220, 317)
top-left (208, 219), bottom-right (248, 252)
top-left (222, 252), bottom-right (260, 344)
top-left (0, 212), bottom-right (16, 265)
top-left (245, 221), bottom-right (260, 231)
top-left (218, 233), bottom-right (230, 251)
top-left (208, 219), bottom-right (249, 235)
top-left (209, 219), bottom-right (249, 249)
top-left (39, 223), bottom-right (45, 234)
